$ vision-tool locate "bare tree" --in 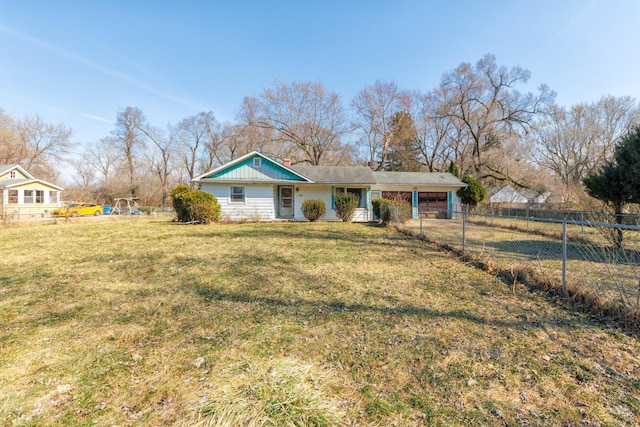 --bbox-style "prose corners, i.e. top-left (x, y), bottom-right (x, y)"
top-left (177, 111), bottom-right (220, 185)
top-left (410, 88), bottom-right (458, 172)
top-left (87, 137), bottom-right (119, 191)
top-left (533, 96), bottom-right (640, 186)
top-left (112, 107), bottom-right (146, 197)
top-left (351, 81), bottom-right (410, 170)
top-left (439, 54), bottom-right (555, 180)
top-left (0, 111), bottom-right (73, 180)
top-left (241, 81), bottom-right (350, 165)
top-left (138, 124), bottom-right (176, 209)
